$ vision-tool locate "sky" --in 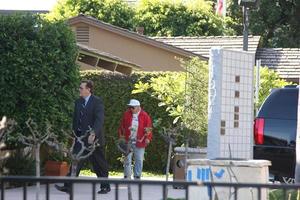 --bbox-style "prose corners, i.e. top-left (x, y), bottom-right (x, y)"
top-left (0, 0), bottom-right (58, 10)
